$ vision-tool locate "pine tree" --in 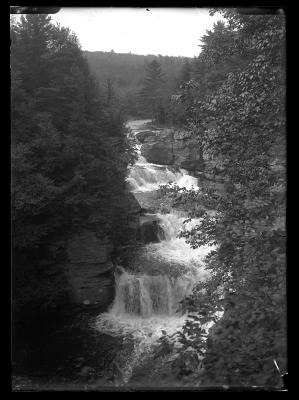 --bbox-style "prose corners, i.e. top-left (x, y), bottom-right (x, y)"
top-left (11, 14), bottom-right (136, 314)
top-left (178, 59), bottom-right (192, 85)
top-left (139, 59), bottom-right (166, 123)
